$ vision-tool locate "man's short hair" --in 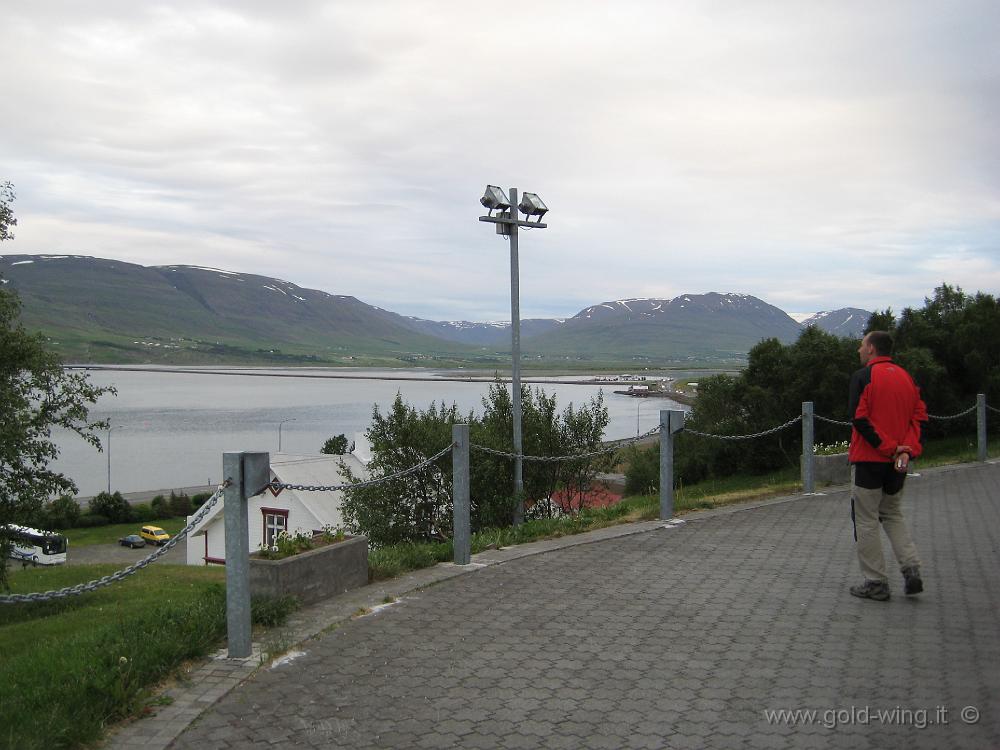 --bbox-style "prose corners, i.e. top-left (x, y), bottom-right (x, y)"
top-left (866, 330), bottom-right (894, 356)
